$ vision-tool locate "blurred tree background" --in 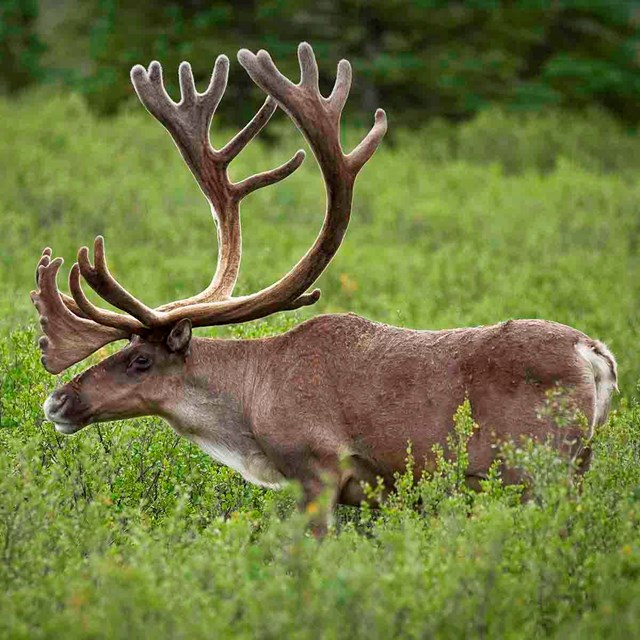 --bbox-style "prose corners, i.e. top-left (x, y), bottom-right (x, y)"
top-left (2, 0), bottom-right (640, 129)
